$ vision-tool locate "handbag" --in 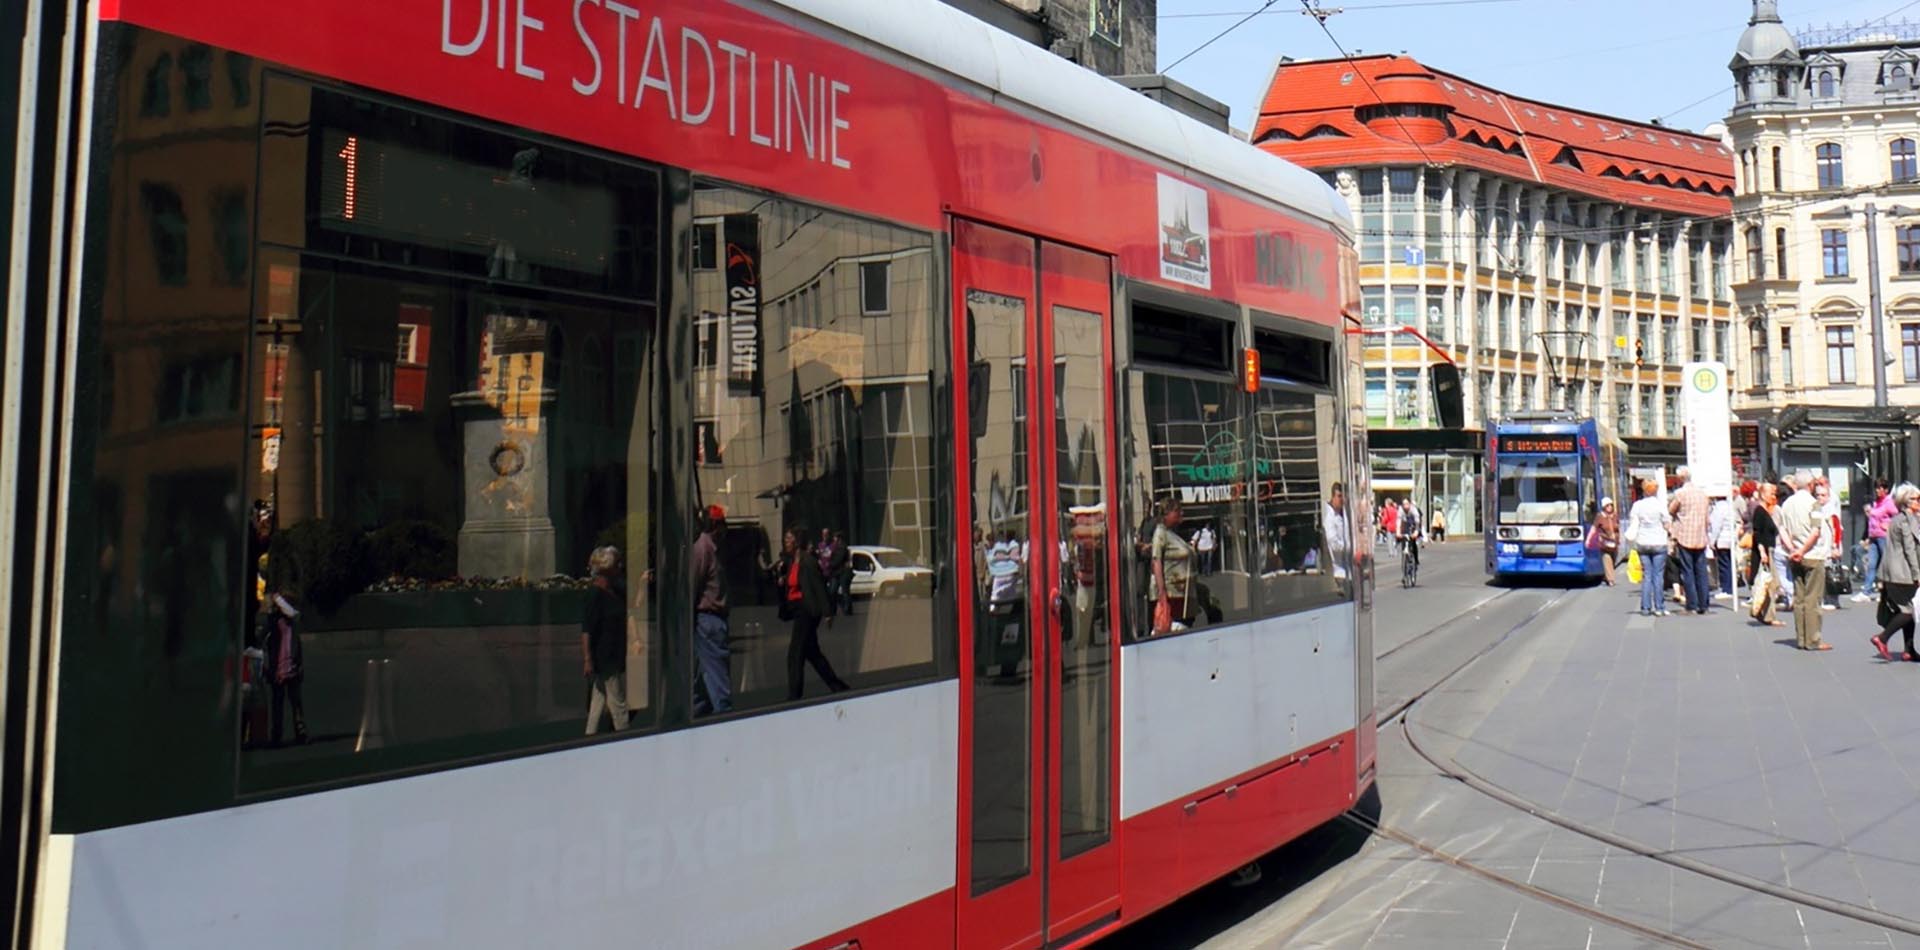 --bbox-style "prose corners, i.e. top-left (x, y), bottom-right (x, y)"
top-left (1750, 568), bottom-right (1772, 617)
top-left (1626, 548), bottom-right (1643, 584)
top-left (1583, 525), bottom-right (1602, 551)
